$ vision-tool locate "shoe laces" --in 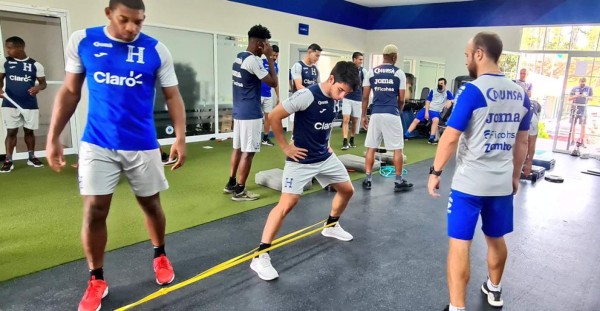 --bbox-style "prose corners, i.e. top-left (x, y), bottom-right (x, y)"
top-left (155, 255), bottom-right (172, 271)
top-left (258, 254), bottom-right (272, 267)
